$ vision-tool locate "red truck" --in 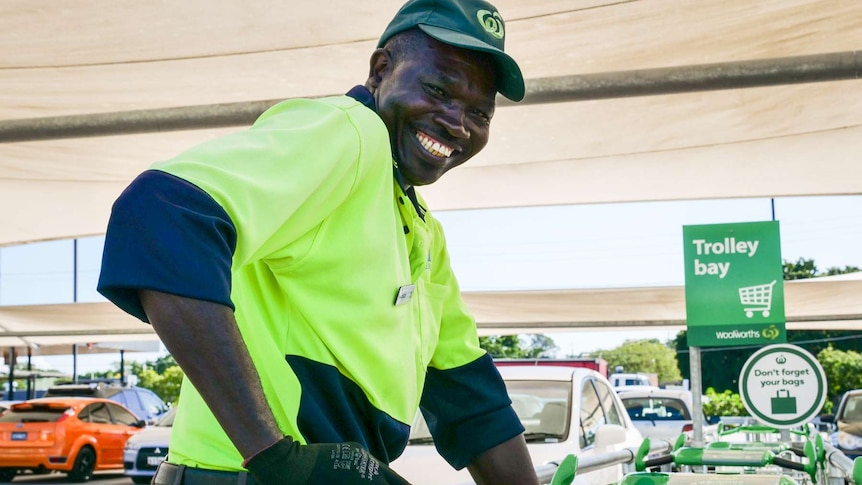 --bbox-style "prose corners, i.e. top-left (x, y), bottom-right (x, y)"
top-left (493, 358), bottom-right (609, 377)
